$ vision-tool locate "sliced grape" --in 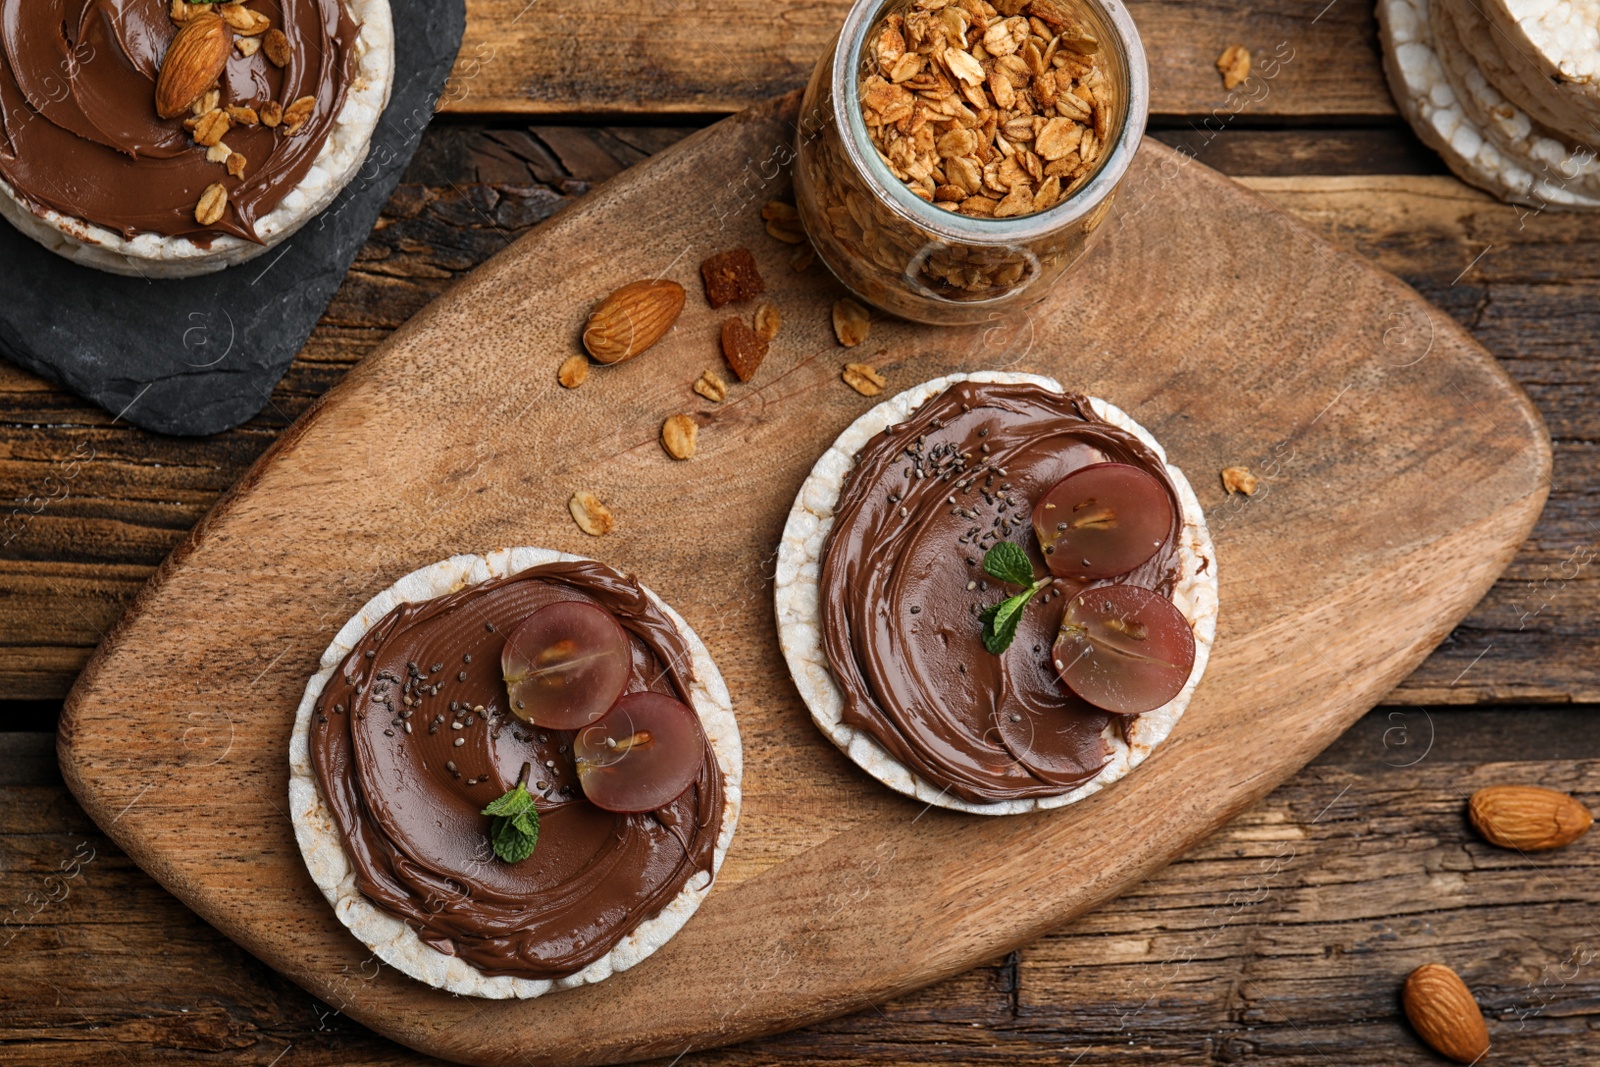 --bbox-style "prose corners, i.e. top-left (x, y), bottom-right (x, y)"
top-left (1052, 585), bottom-right (1195, 714)
top-left (573, 692), bottom-right (706, 813)
top-left (1032, 463), bottom-right (1173, 580)
top-left (501, 601), bottom-right (631, 730)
